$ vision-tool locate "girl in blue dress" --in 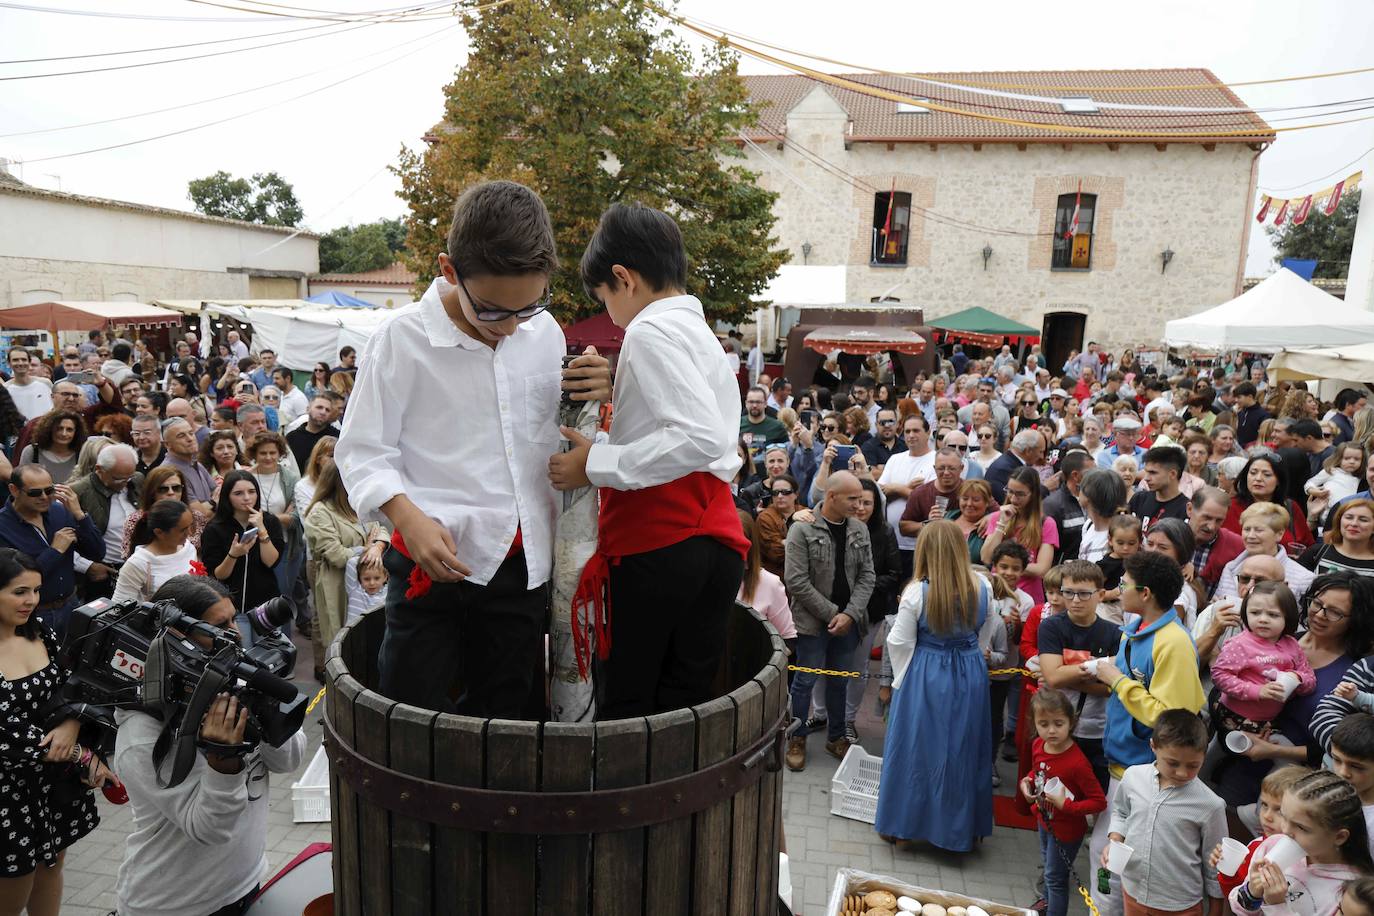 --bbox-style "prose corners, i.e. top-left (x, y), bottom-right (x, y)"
top-left (876, 519), bottom-right (1000, 851)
